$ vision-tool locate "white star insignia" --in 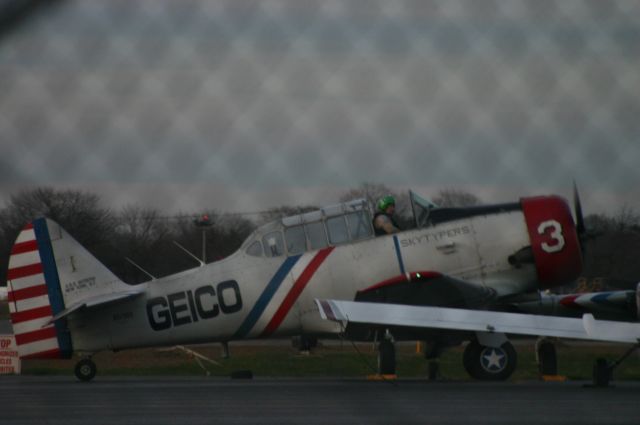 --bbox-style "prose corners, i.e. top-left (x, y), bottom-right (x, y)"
top-left (483, 349), bottom-right (505, 370)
